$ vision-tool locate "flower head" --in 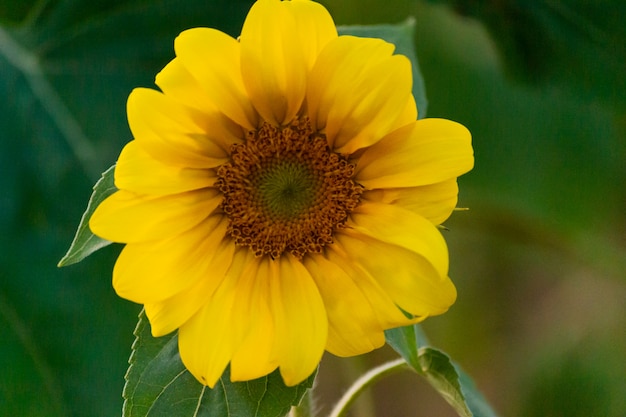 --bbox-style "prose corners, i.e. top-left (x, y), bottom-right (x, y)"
top-left (90, 0), bottom-right (473, 388)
